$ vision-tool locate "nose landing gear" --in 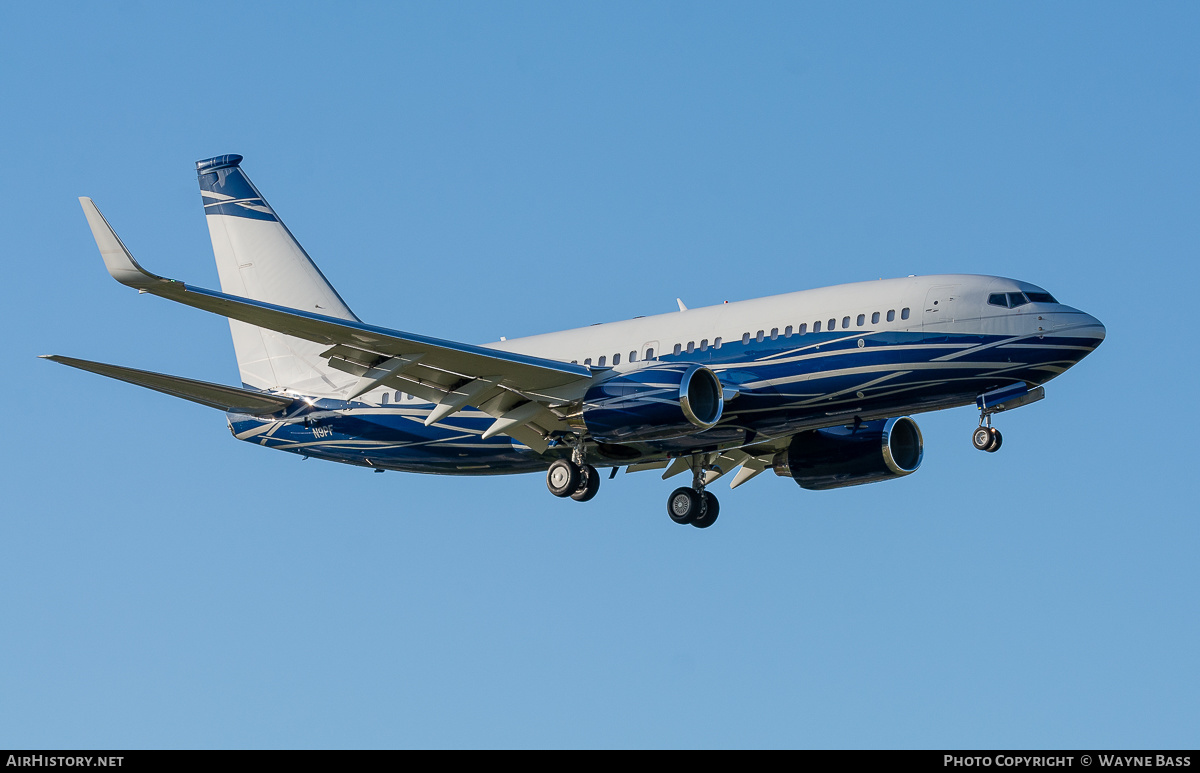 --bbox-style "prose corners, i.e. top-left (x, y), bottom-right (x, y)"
top-left (971, 383), bottom-right (1044, 454)
top-left (972, 416), bottom-right (1003, 453)
top-left (972, 424), bottom-right (1003, 452)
